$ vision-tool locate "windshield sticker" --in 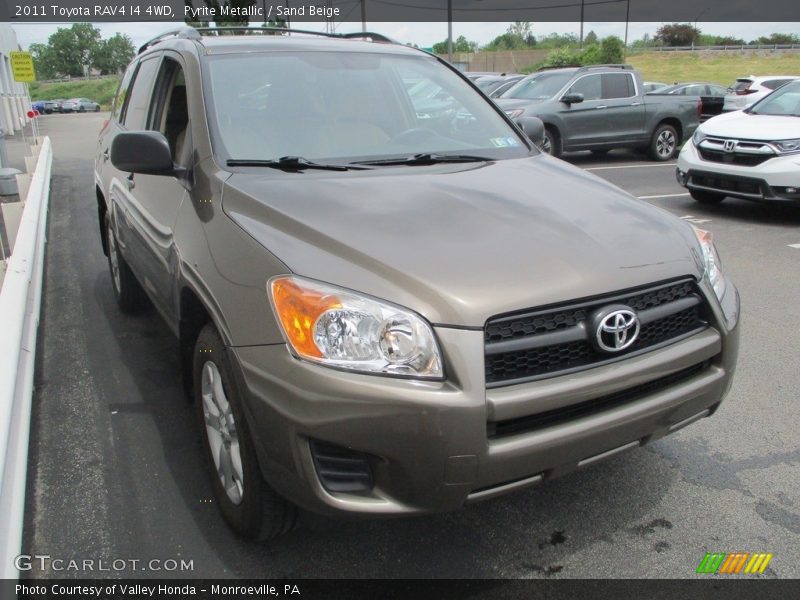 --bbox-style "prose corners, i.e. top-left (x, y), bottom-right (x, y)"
top-left (490, 137), bottom-right (520, 147)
